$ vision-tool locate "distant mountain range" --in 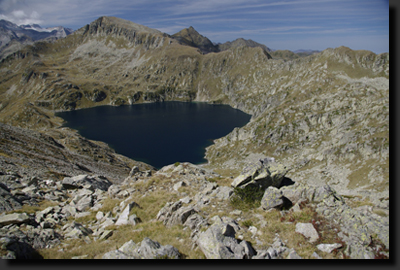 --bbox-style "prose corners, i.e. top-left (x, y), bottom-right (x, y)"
top-left (0, 18), bottom-right (322, 61)
top-left (0, 19), bottom-right (74, 60)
